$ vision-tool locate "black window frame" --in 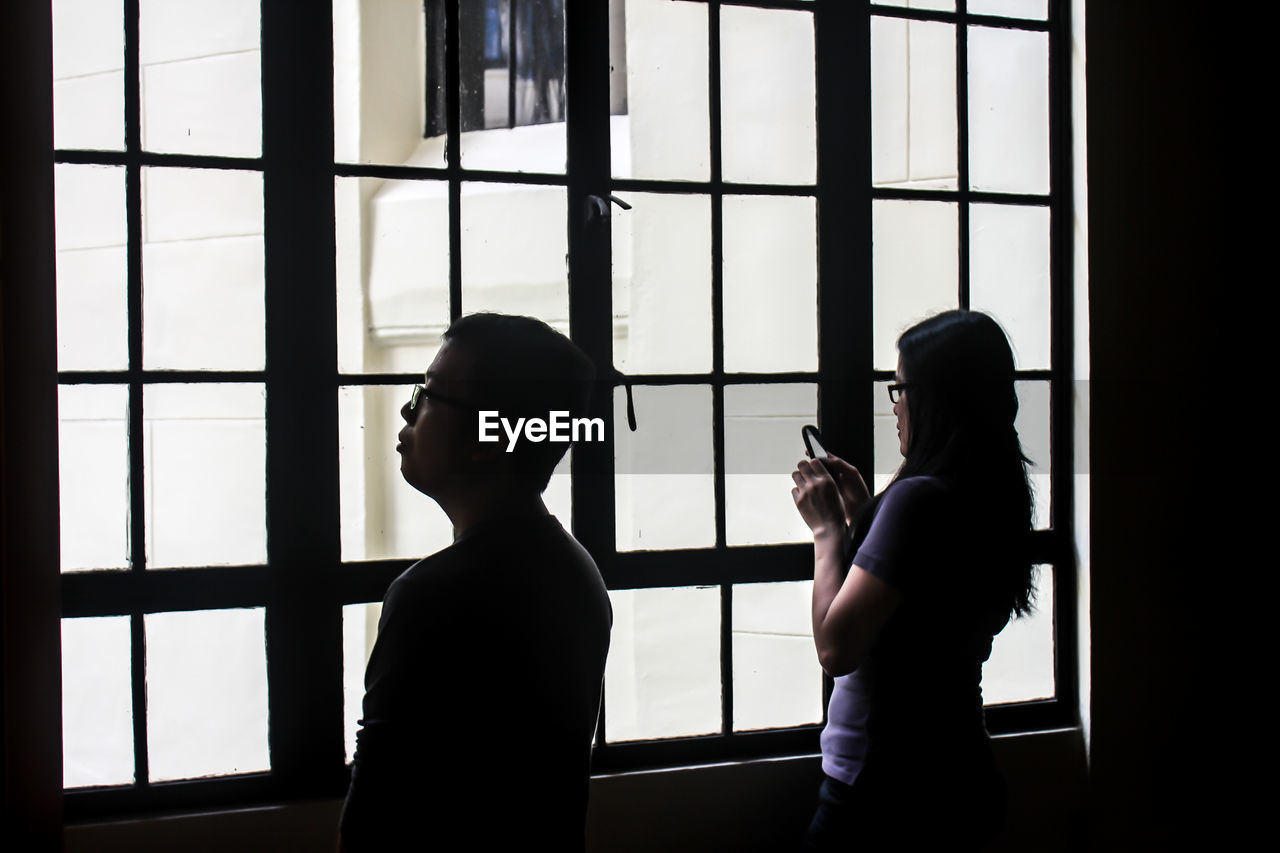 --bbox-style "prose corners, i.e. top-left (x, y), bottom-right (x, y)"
top-left (51, 0), bottom-right (1075, 821)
